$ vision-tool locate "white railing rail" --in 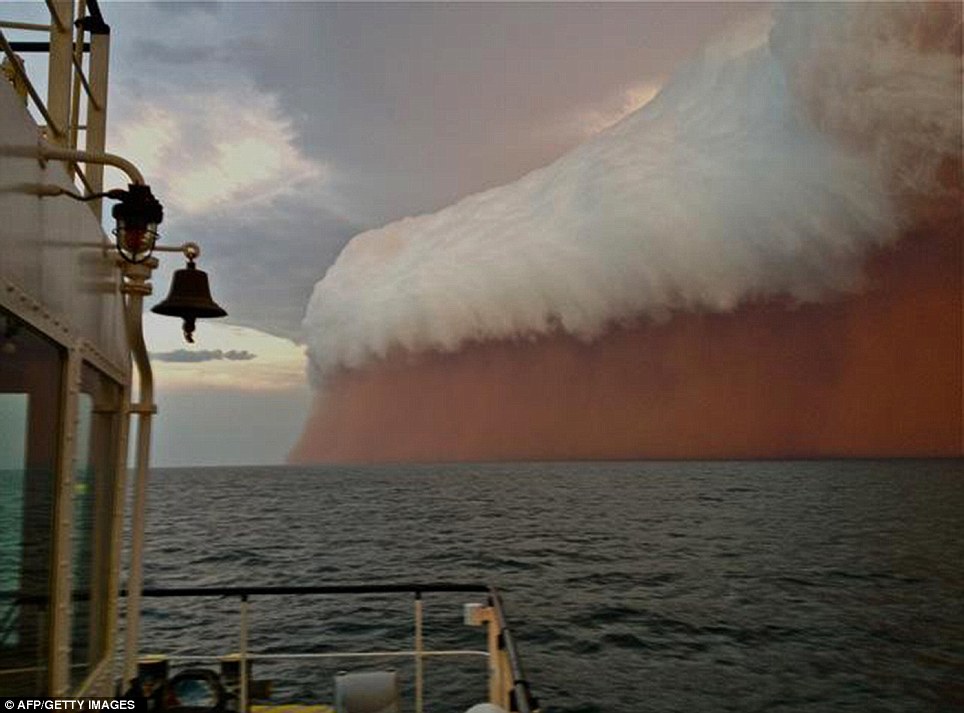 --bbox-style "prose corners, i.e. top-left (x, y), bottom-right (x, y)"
top-left (129, 583), bottom-right (541, 713)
